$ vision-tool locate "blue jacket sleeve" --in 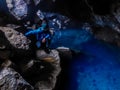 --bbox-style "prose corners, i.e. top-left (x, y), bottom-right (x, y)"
top-left (25, 27), bottom-right (44, 36)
